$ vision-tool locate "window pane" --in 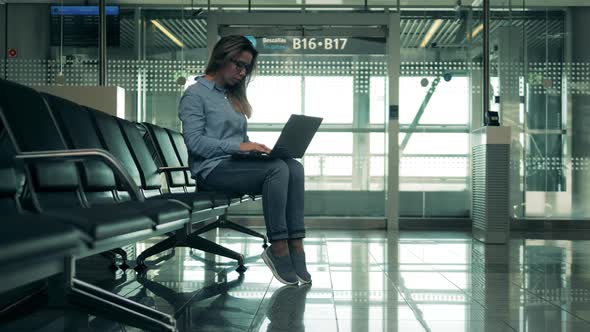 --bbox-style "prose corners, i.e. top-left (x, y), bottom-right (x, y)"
top-left (248, 76), bottom-right (302, 123)
top-left (401, 156), bottom-right (468, 178)
top-left (246, 132), bottom-right (281, 147)
top-left (370, 132), bottom-right (386, 154)
top-left (307, 132), bottom-right (353, 154)
top-left (400, 77), bottom-right (469, 125)
top-left (401, 133), bottom-right (469, 155)
top-left (305, 76), bottom-right (353, 123)
top-left (370, 76), bottom-right (388, 124)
